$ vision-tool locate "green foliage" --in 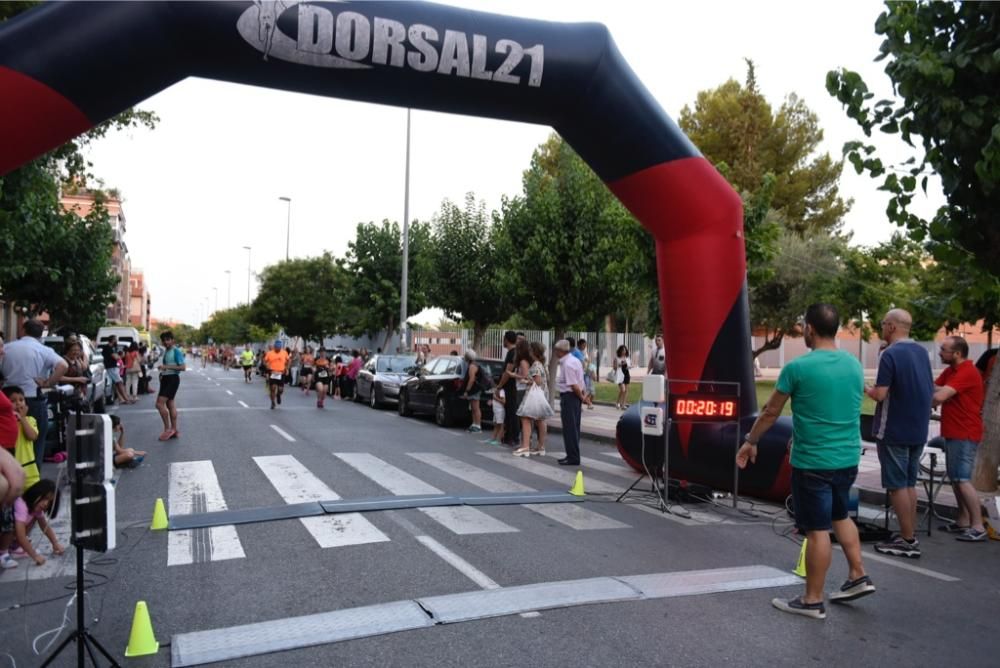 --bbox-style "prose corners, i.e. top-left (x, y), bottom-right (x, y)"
top-left (428, 193), bottom-right (507, 349)
top-left (494, 134), bottom-right (646, 336)
top-left (199, 305), bottom-right (255, 345)
top-left (155, 322), bottom-right (198, 346)
top-left (680, 60), bottom-right (851, 236)
top-left (250, 254), bottom-right (347, 343)
top-left (339, 220), bottom-right (433, 345)
top-left (827, 1), bottom-right (1000, 276)
top-left (0, 166), bottom-right (119, 335)
top-left (749, 231), bottom-right (848, 356)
